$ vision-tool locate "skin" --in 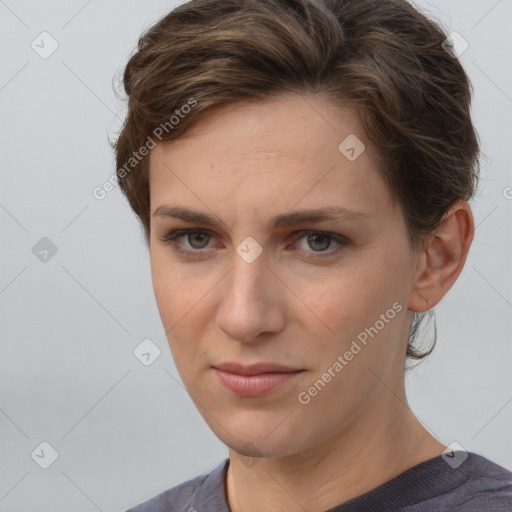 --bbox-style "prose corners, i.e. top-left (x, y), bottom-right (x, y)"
top-left (148, 93), bottom-right (474, 512)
